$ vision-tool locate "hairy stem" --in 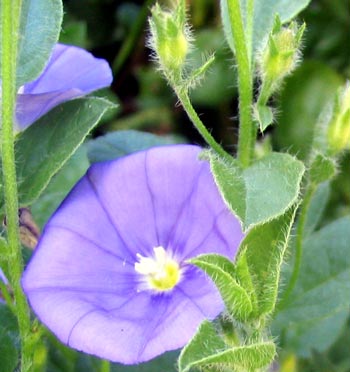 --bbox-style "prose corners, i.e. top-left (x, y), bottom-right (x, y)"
top-left (175, 88), bottom-right (230, 159)
top-left (1, 1), bottom-right (33, 371)
top-left (277, 184), bottom-right (316, 309)
top-left (227, 0), bottom-right (255, 167)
